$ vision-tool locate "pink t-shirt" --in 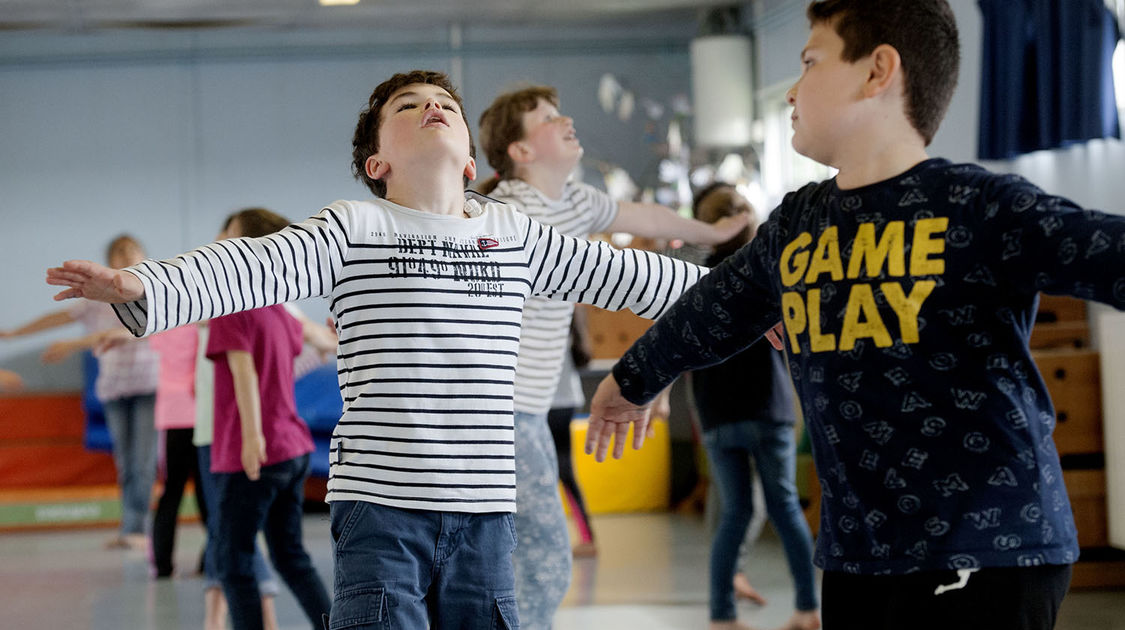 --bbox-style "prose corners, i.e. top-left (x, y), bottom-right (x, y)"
top-left (148, 325), bottom-right (198, 431)
top-left (205, 305), bottom-right (314, 474)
